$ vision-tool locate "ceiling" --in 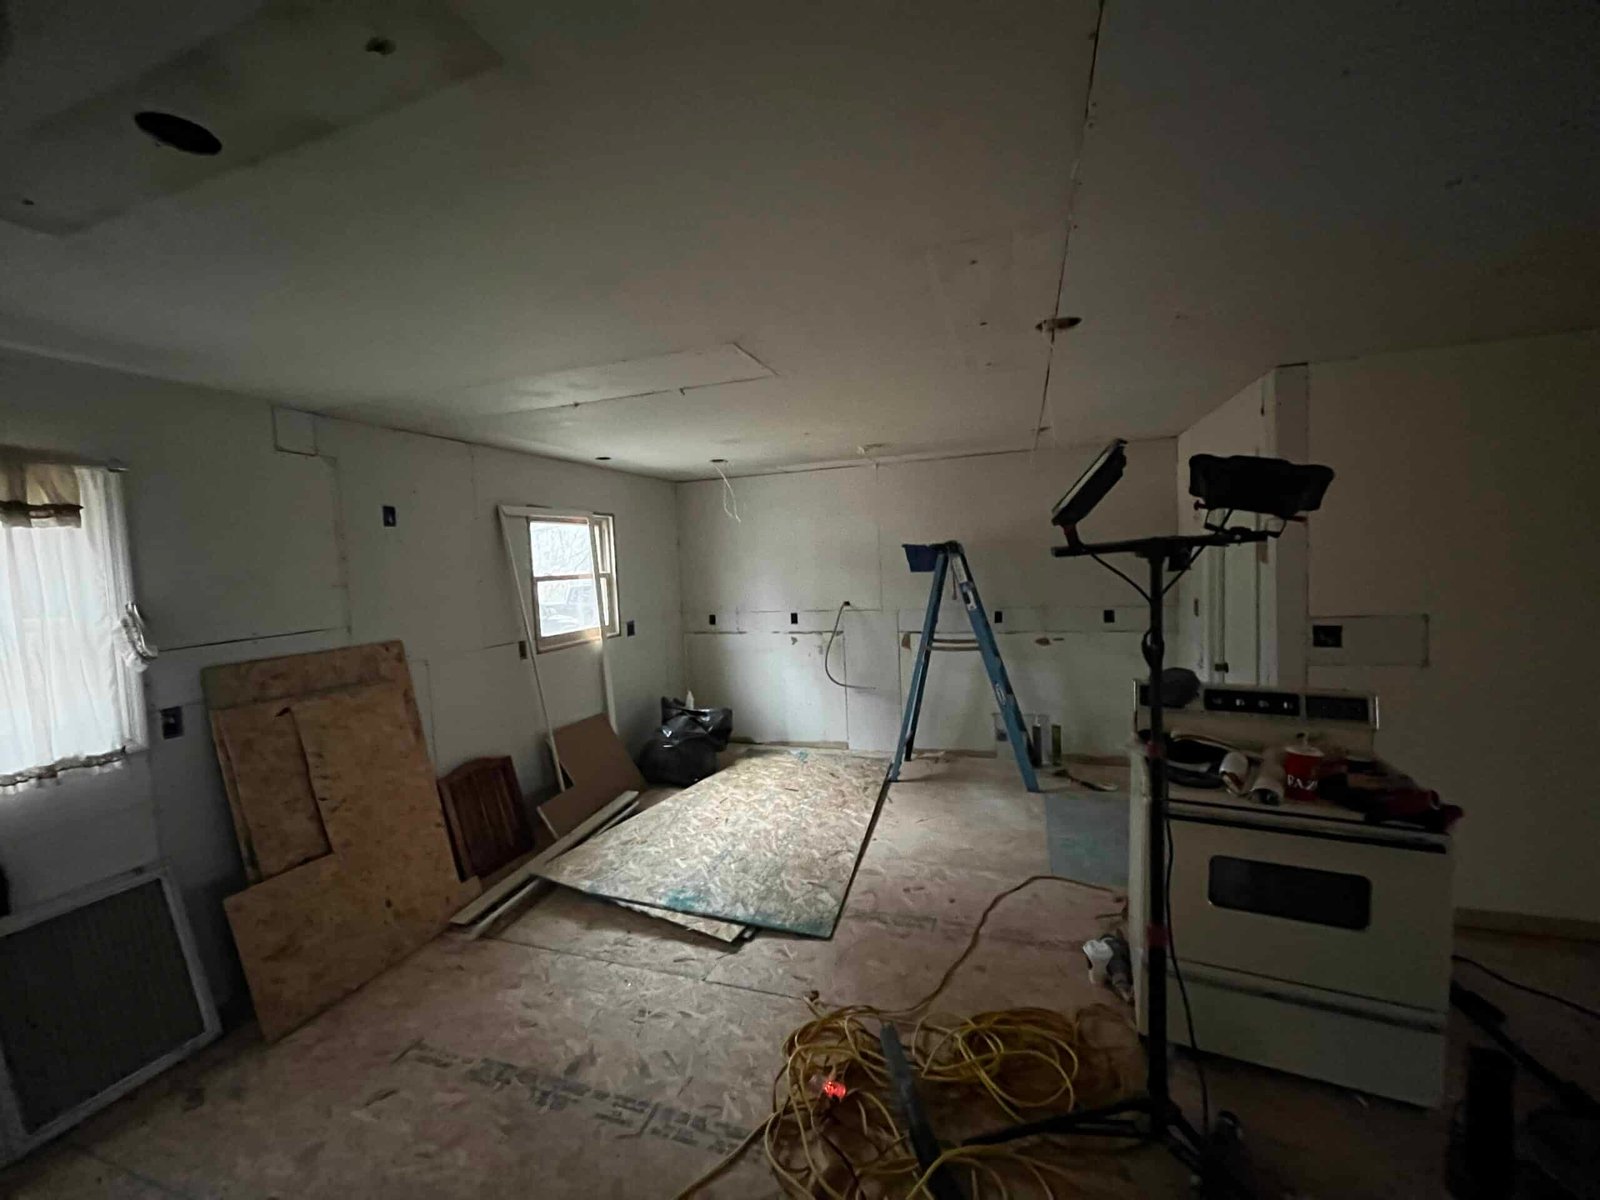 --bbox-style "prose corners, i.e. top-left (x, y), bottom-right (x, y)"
top-left (0, 1), bottom-right (1595, 480)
